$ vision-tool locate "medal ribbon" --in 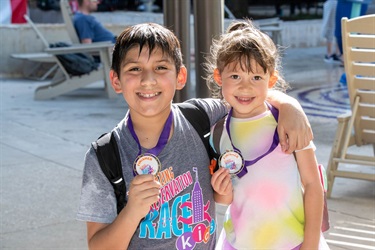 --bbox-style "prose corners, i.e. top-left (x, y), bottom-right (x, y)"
top-left (127, 111), bottom-right (173, 175)
top-left (225, 102), bottom-right (279, 178)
